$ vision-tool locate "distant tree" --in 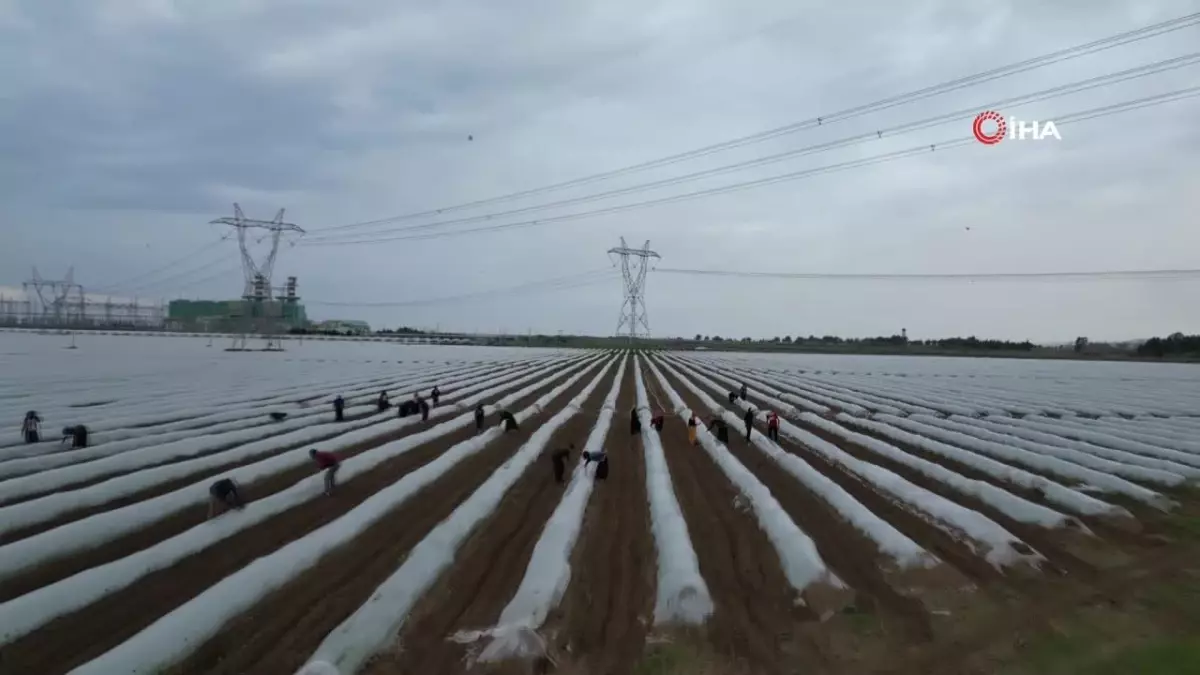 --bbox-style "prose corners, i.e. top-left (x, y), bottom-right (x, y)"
top-left (1074, 336), bottom-right (1089, 353)
top-left (711, 335), bottom-right (723, 342)
top-left (771, 336), bottom-right (781, 343)
top-left (782, 335), bottom-right (792, 343)
top-left (695, 334), bottom-right (703, 341)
